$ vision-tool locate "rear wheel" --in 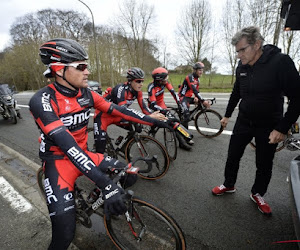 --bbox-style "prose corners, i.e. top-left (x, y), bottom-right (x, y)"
top-left (104, 197), bottom-right (186, 250)
top-left (194, 109), bottom-right (223, 138)
top-left (125, 135), bottom-right (170, 180)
